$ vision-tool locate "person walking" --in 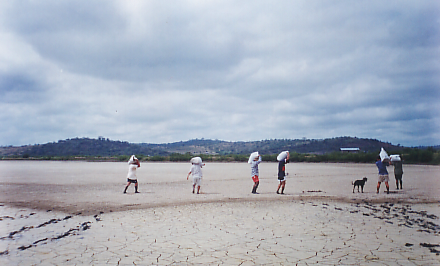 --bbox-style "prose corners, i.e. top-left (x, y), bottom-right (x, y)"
top-left (391, 155), bottom-right (404, 189)
top-left (187, 162), bottom-right (203, 194)
top-left (250, 153), bottom-right (262, 194)
top-left (277, 151), bottom-right (289, 194)
top-left (376, 156), bottom-right (390, 194)
top-left (124, 155), bottom-right (141, 194)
